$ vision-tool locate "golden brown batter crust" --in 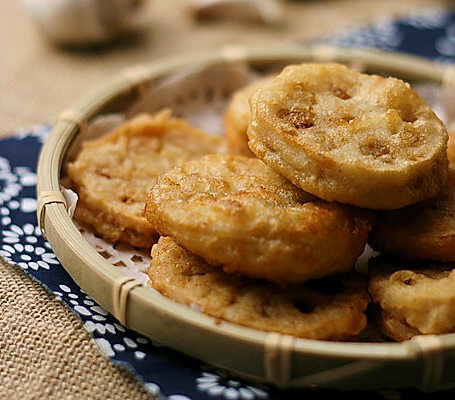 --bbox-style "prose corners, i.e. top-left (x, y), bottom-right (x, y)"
top-left (67, 109), bottom-right (229, 248)
top-left (145, 154), bottom-right (373, 285)
top-left (148, 236), bottom-right (370, 340)
top-left (369, 168), bottom-right (455, 262)
top-left (248, 62), bottom-right (448, 209)
top-left (368, 256), bottom-right (455, 341)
